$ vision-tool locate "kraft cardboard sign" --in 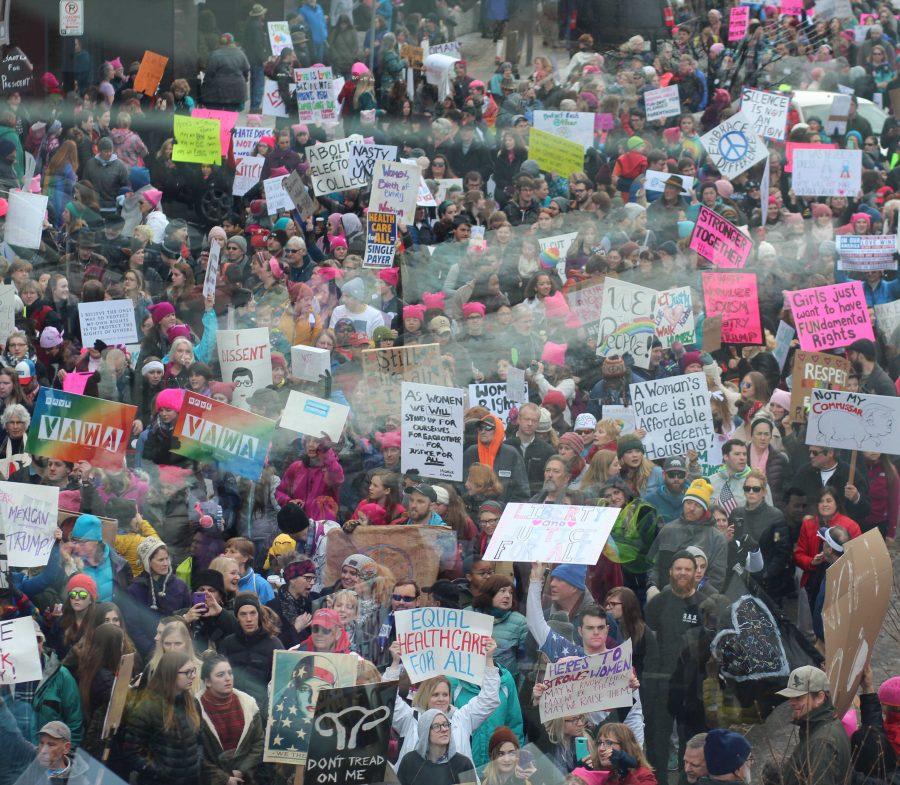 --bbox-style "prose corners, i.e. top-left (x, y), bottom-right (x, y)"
top-left (788, 350), bottom-right (851, 423)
